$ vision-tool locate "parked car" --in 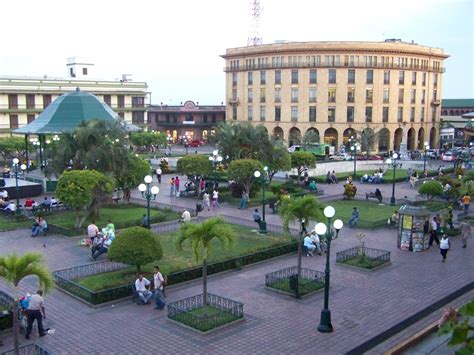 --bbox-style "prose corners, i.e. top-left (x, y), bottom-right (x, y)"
top-left (367, 155), bottom-right (384, 160)
top-left (189, 140), bottom-right (204, 147)
top-left (329, 153), bottom-right (351, 161)
top-left (287, 145), bottom-right (303, 153)
top-left (426, 149), bottom-right (439, 159)
top-left (442, 151), bottom-right (457, 162)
